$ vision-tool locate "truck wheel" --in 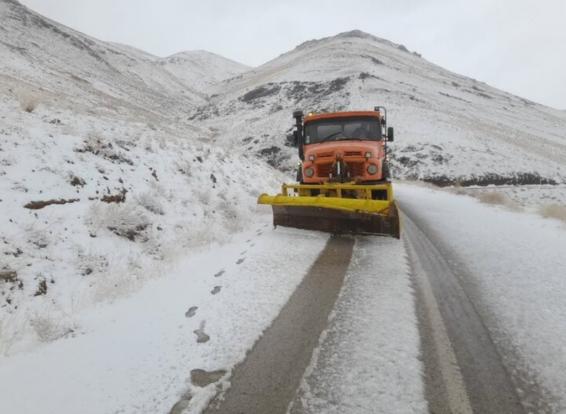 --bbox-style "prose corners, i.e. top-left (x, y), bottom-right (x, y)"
top-left (382, 162), bottom-right (390, 181)
top-left (296, 165), bottom-right (303, 183)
